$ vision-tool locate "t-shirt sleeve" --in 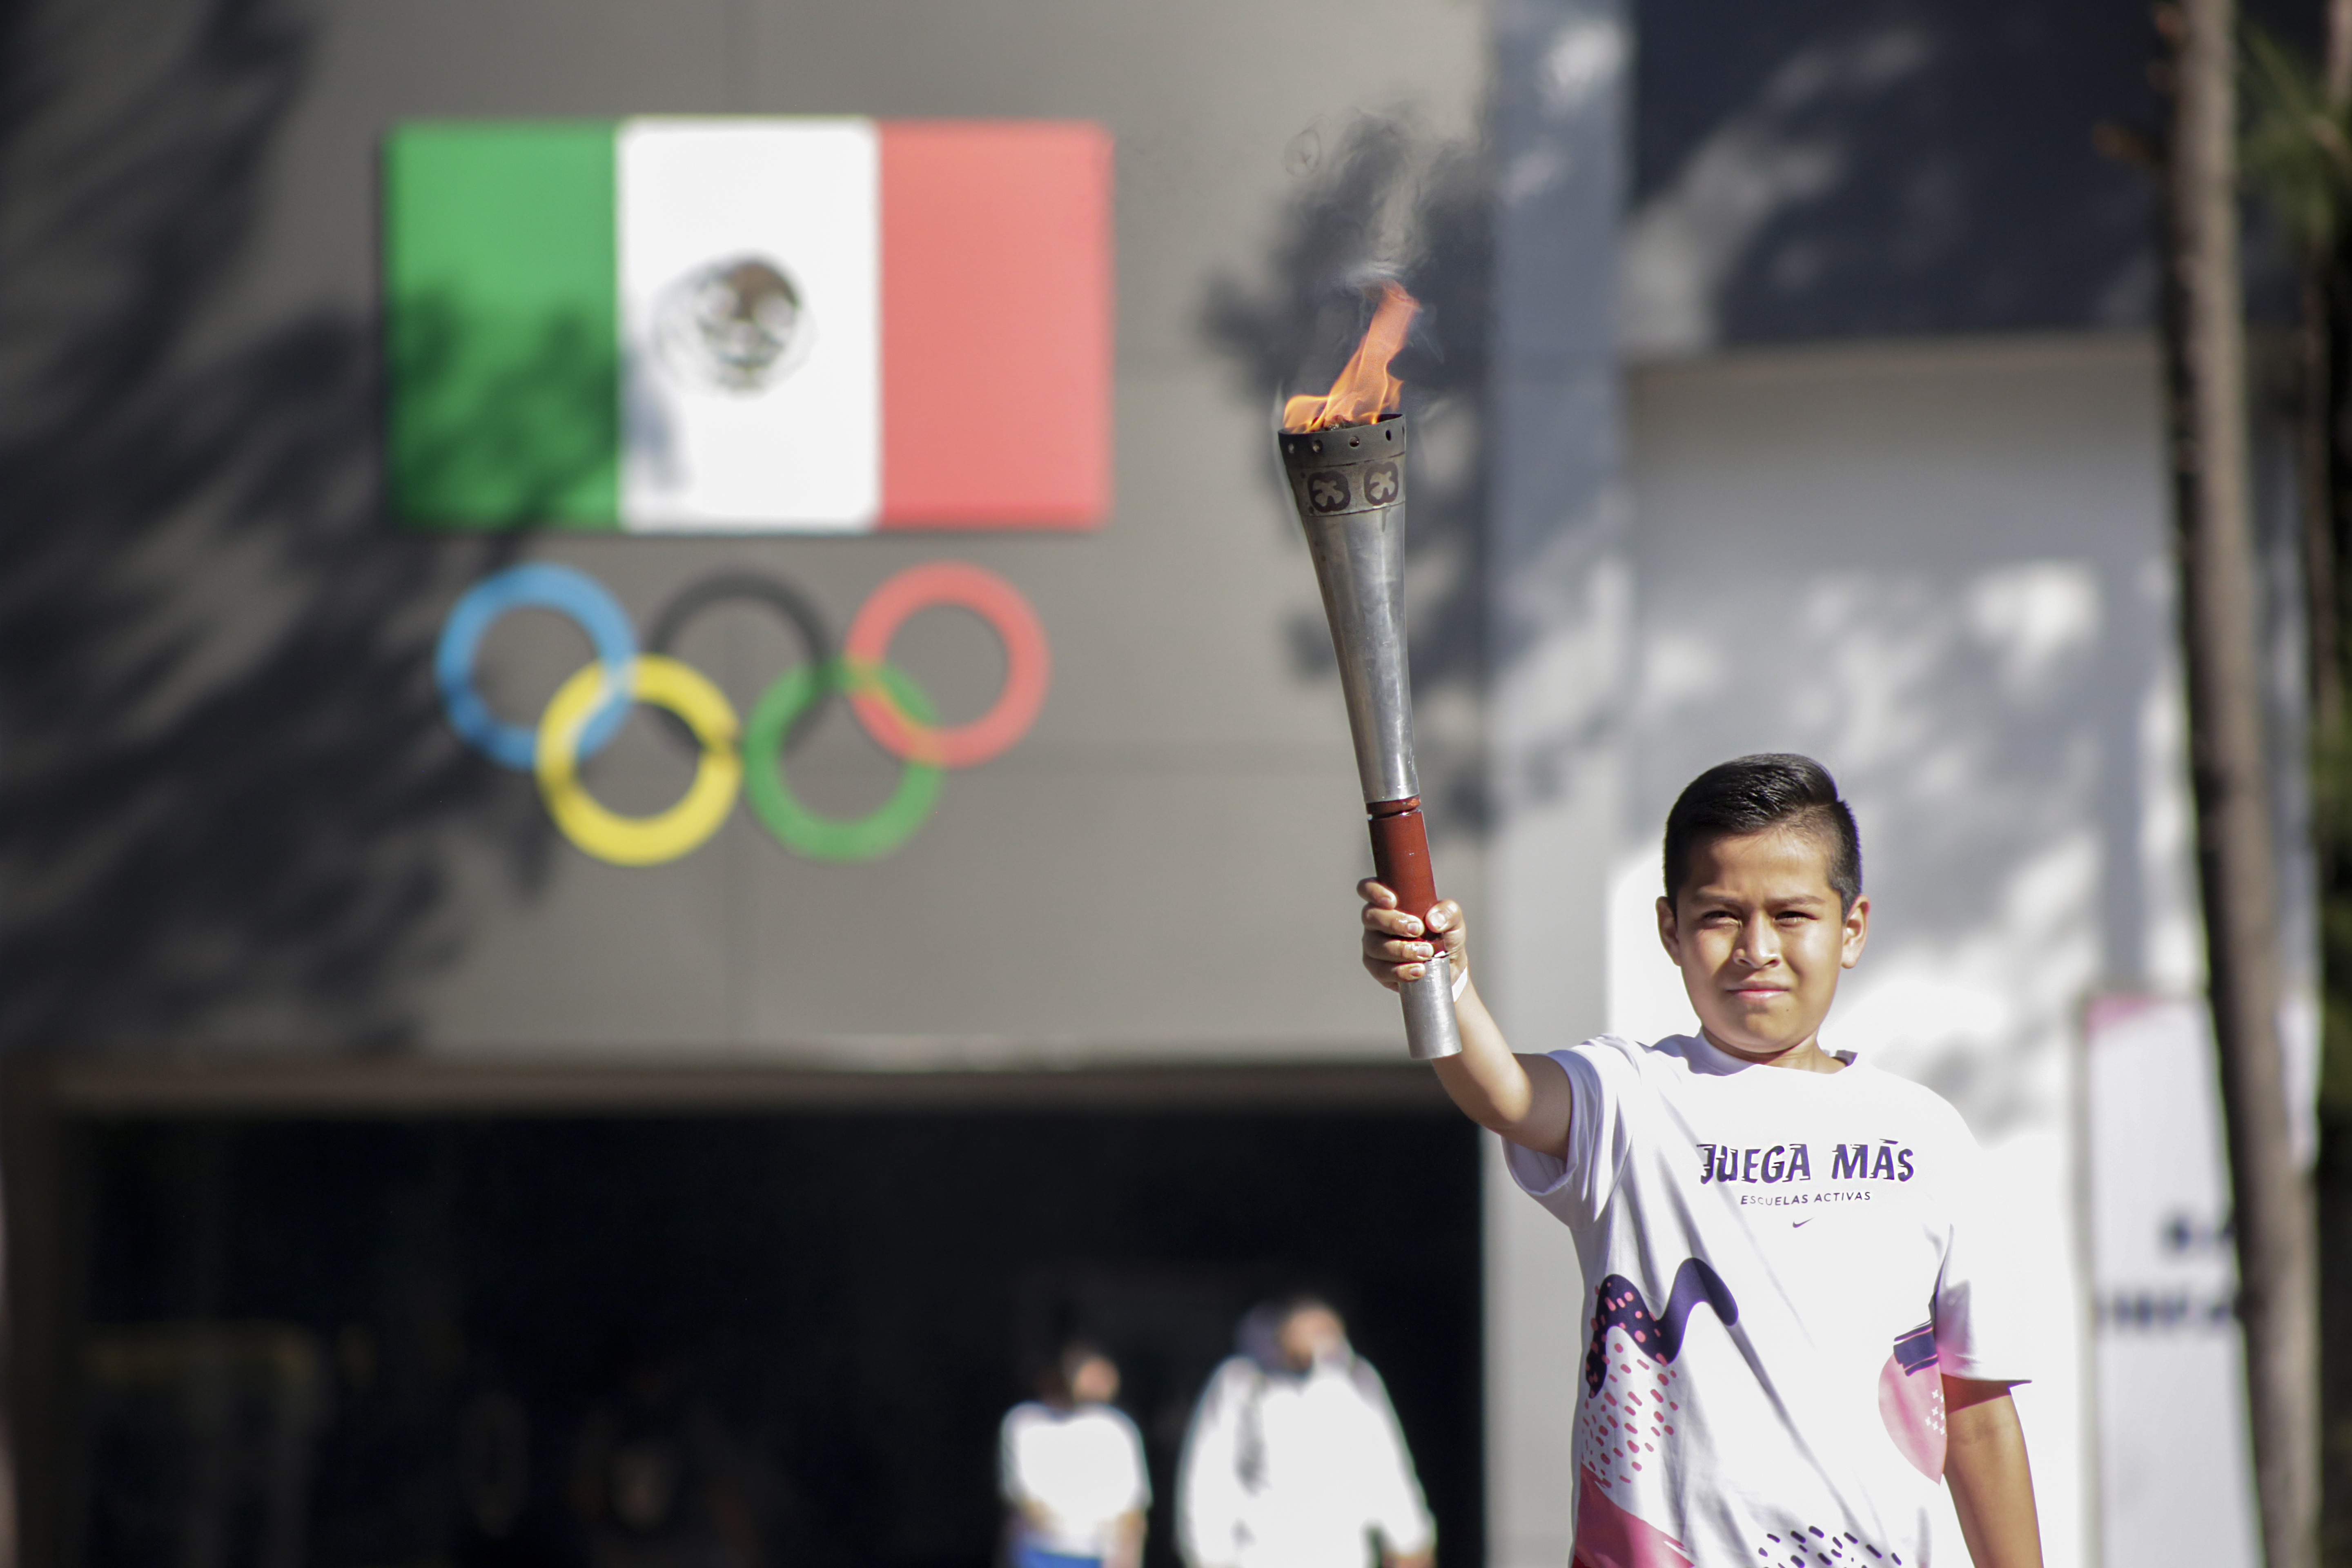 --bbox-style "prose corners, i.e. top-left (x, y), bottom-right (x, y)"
top-left (1352, 1362), bottom-right (1436, 1555)
top-left (1503, 1040), bottom-right (1637, 1229)
top-left (1177, 1360), bottom-right (1254, 1568)
top-left (1930, 1111), bottom-right (2034, 1384)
